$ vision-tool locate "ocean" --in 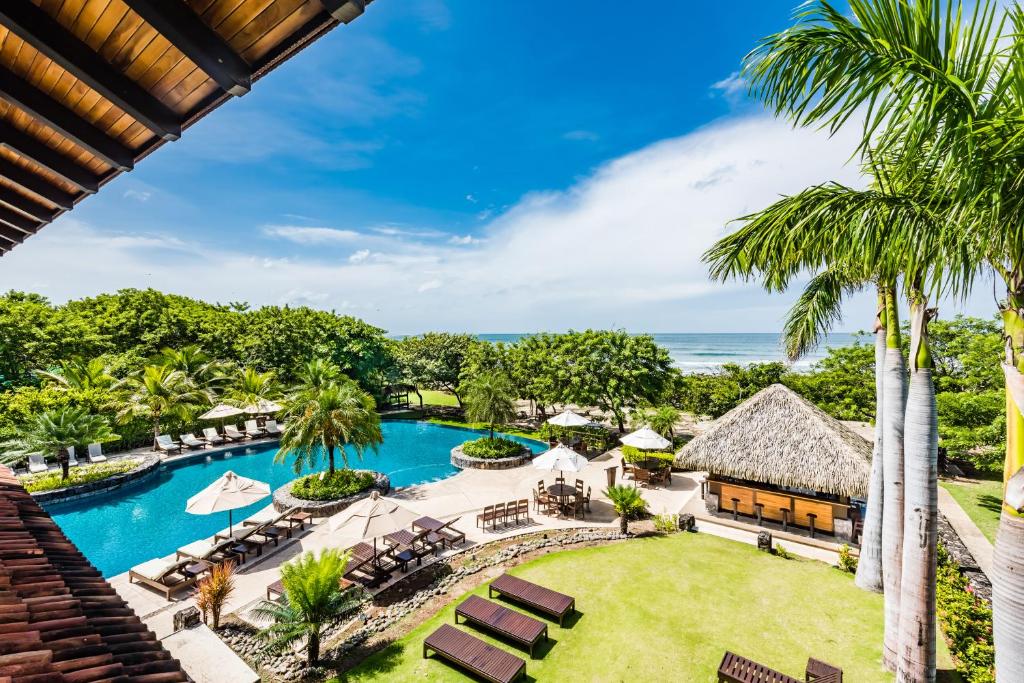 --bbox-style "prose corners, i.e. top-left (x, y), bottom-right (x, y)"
top-left (476, 332), bottom-right (861, 373)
